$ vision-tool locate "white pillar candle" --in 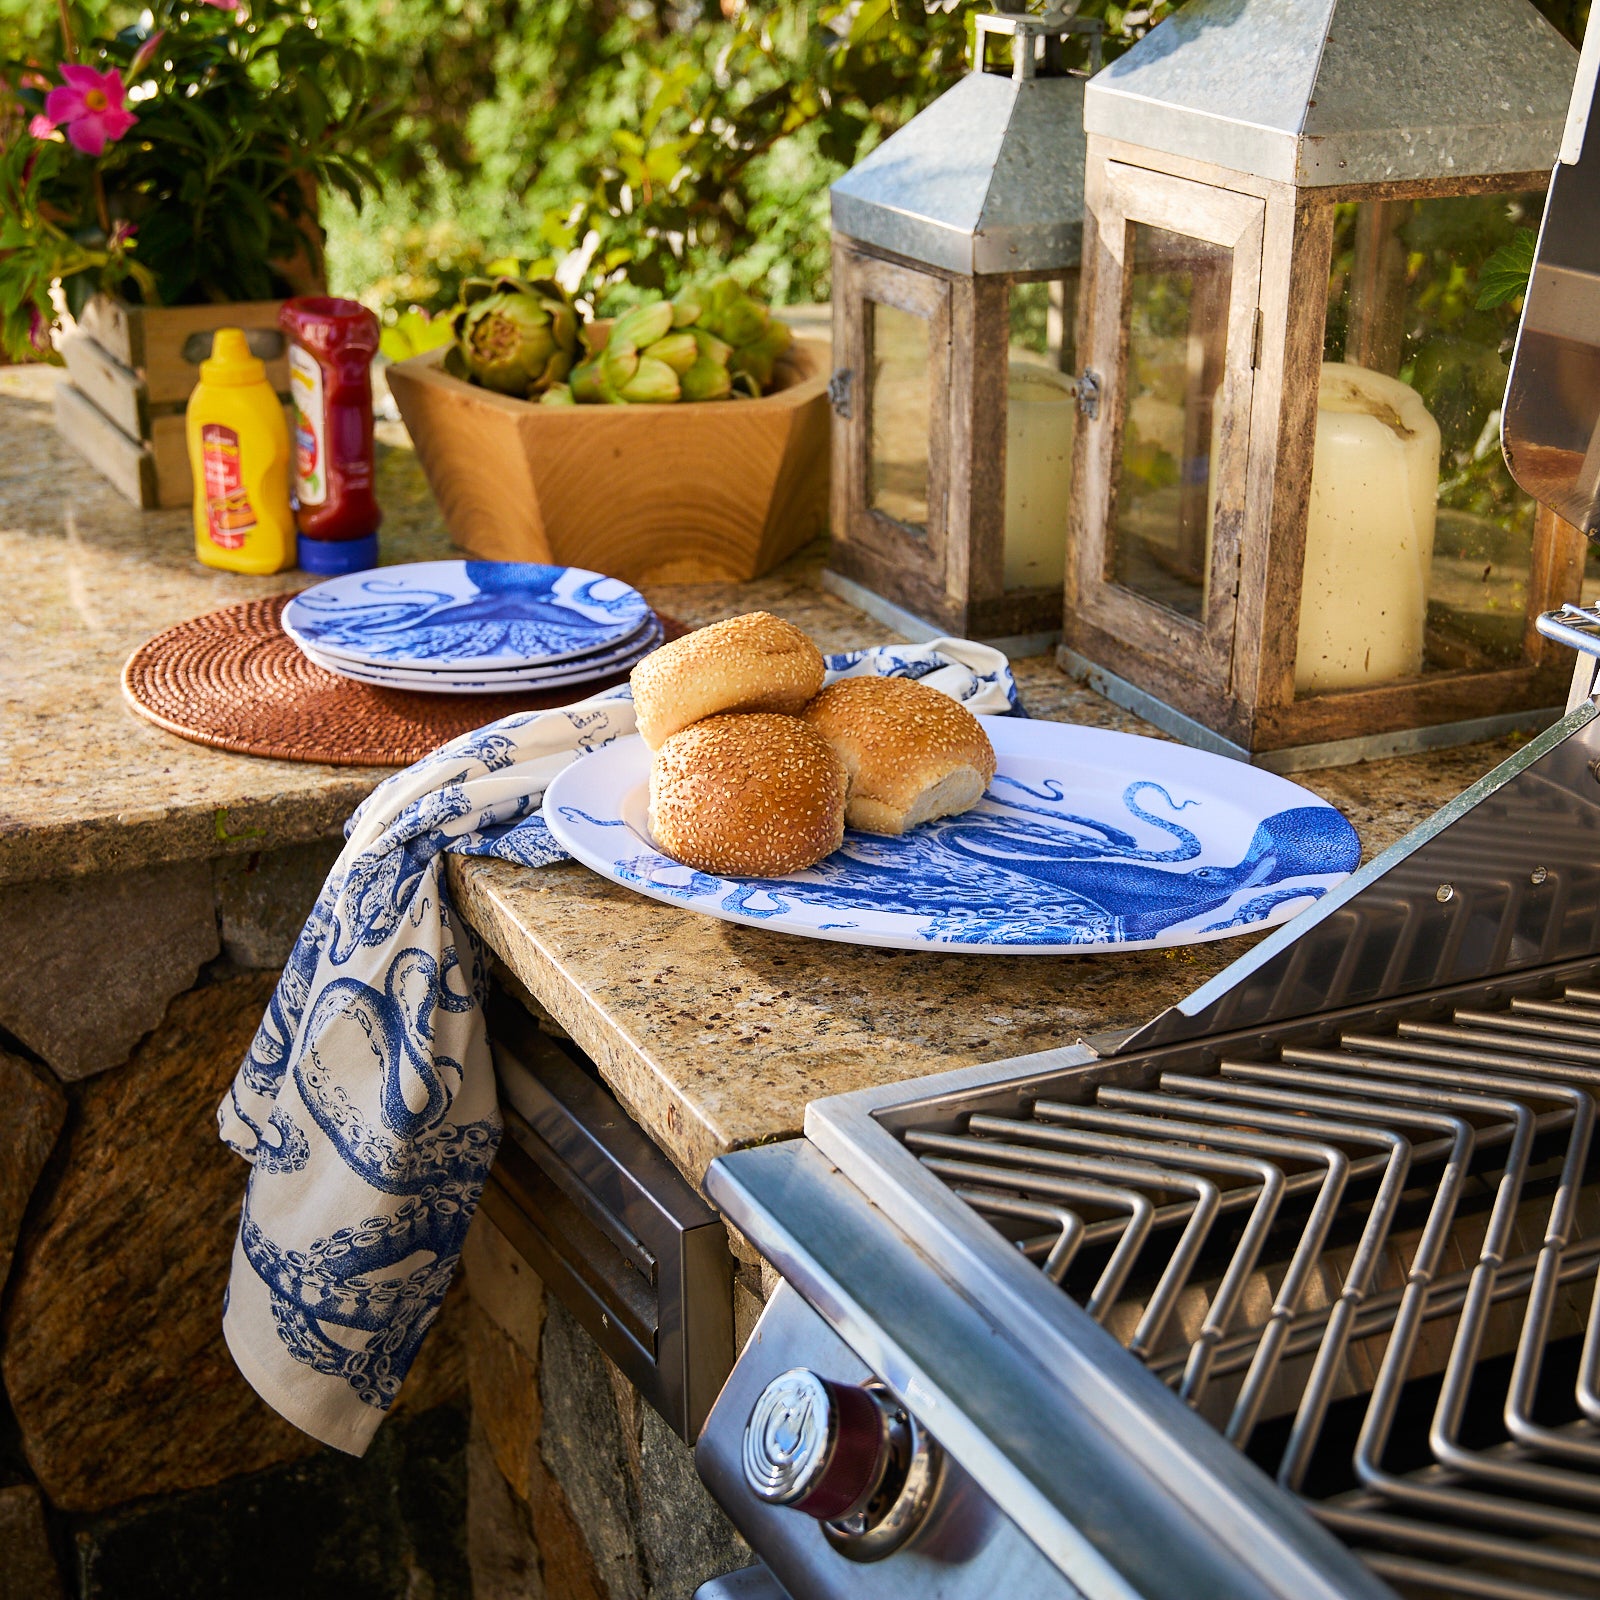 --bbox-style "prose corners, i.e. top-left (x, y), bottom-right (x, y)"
top-left (1295, 361), bottom-right (1441, 694)
top-left (1004, 360), bottom-right (1076, 591)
